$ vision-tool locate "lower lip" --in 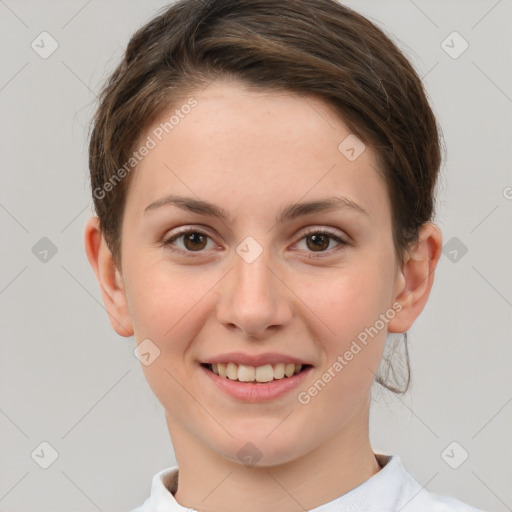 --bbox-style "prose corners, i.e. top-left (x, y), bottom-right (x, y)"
top-left (200, 364), bottom-right (313, 403)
